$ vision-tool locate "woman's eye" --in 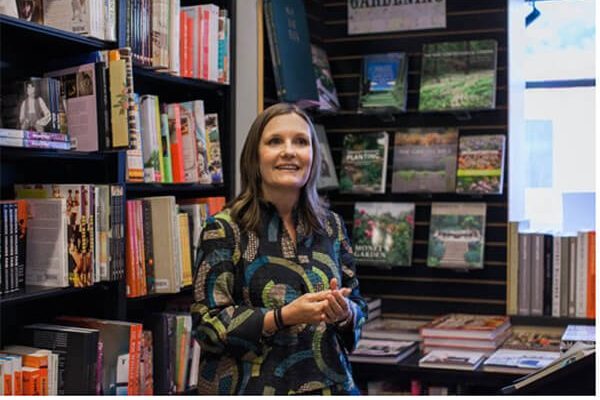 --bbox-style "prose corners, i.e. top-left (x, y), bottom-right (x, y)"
top-left (267, 138), bottom-right (282, 145)
top-left (296, 137), bottom-right (309, 146)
